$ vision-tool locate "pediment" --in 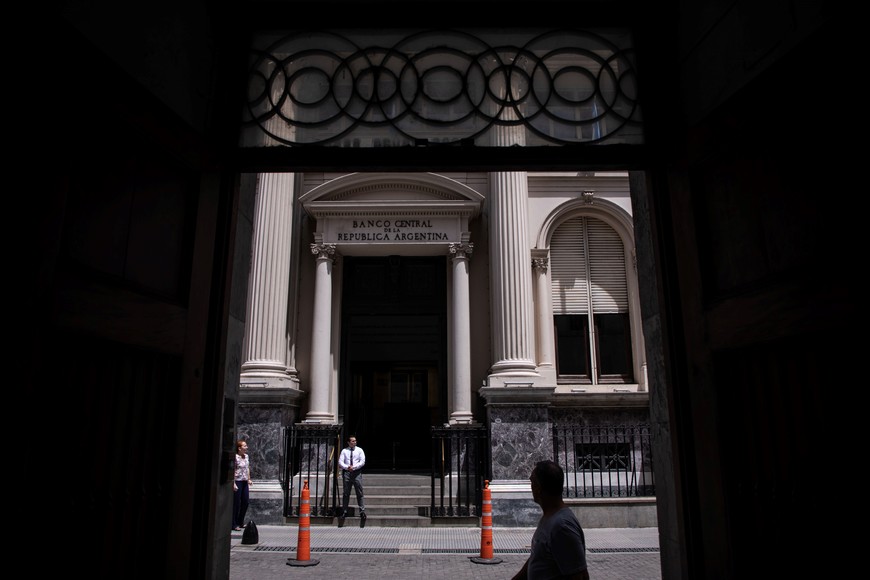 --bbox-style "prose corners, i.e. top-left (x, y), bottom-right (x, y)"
top-left (300, 173), bottom-right (484, 218)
